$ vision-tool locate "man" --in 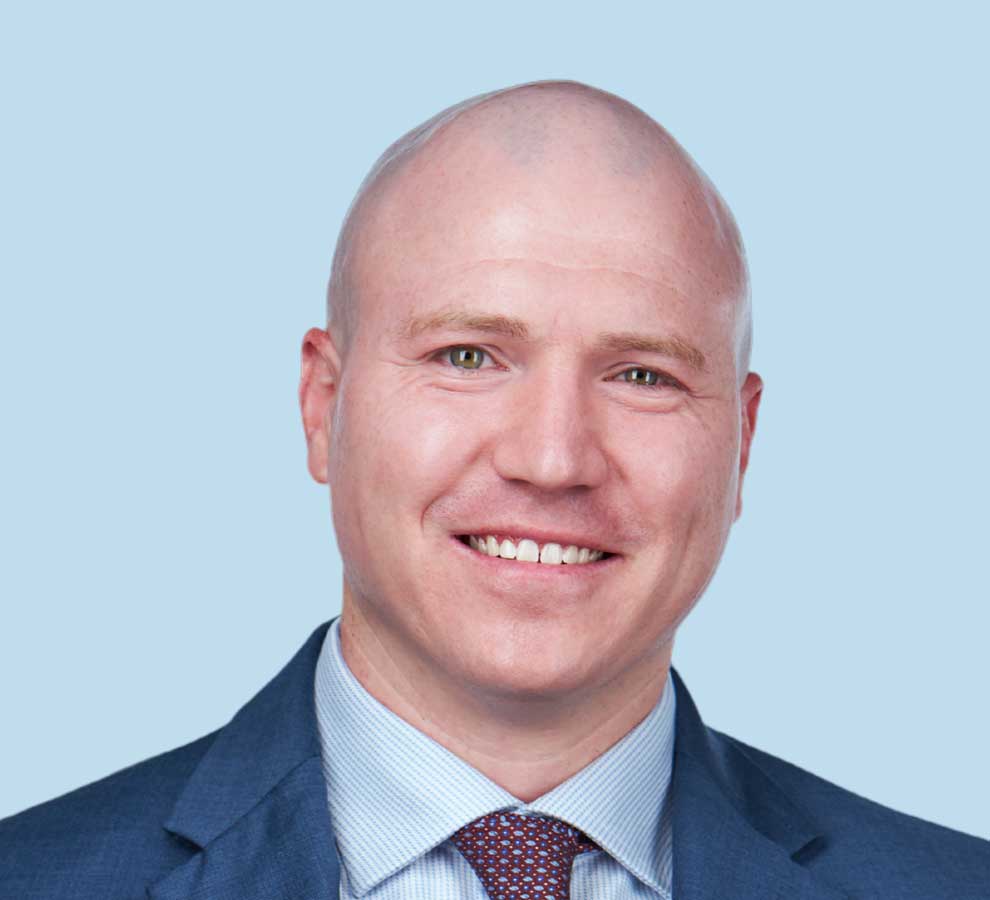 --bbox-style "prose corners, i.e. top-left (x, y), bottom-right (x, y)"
top-left (2, 80), bottom-right (987, 899)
